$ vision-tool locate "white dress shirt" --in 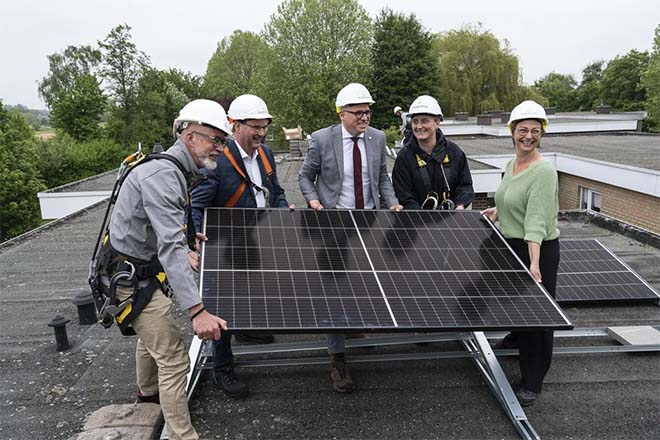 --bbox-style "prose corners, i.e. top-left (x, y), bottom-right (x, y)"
top-left (237, 142), bottom-right (266, 208)
top-left (337, 125), bottom-right (374, 209)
